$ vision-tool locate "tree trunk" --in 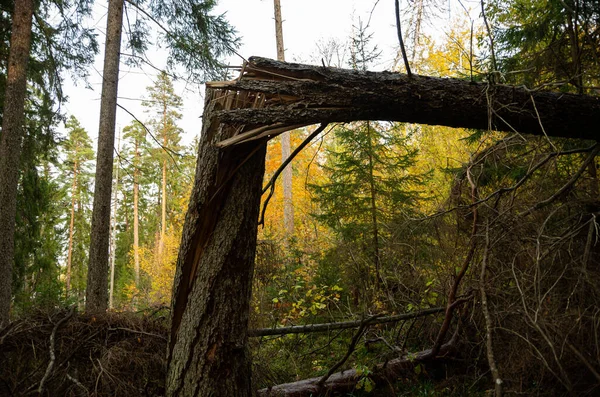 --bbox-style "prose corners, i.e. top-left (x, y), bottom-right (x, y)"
top-left (86, 0), bottom-right (123, 313)
top-left (166, 92), bottom-right (266, 396)
top-left (213, 57), bottom-right (600, 142)
top-left (366, 121), bottom-right (381, 288)
top-left (273, 0), bottom-right (294, 237)
top-left (159, 102), bottom-right (168, 257)
top-left (66, 162), bottom-right (78, 297)
top-left (0, 0), bottom-right (34, 327)
top-left (133, 139), bottom-right (140, 286)
top-left (109, 130), bottom-right (121, 309)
